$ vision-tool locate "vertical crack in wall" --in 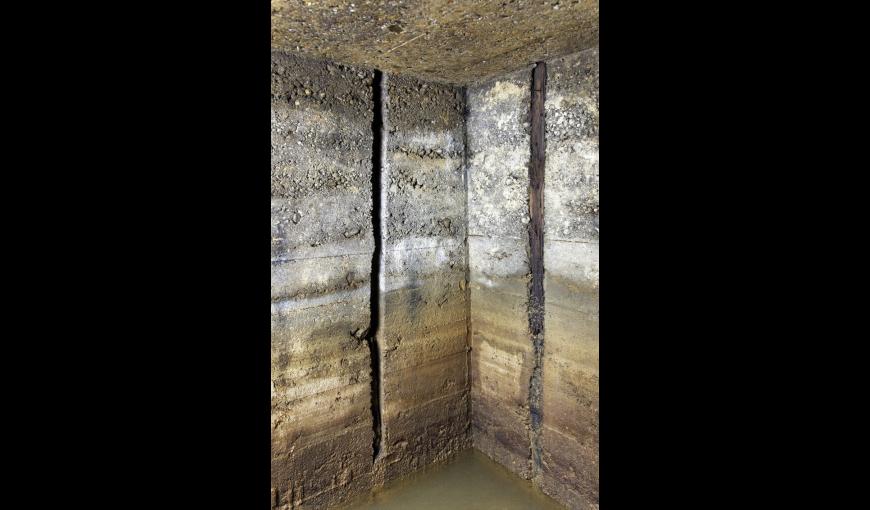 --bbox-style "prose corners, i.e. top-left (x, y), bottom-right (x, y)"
top-left (368, 69), bottom-right (384, 462)
top-left (527, 62), bottom-right (547, 479)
